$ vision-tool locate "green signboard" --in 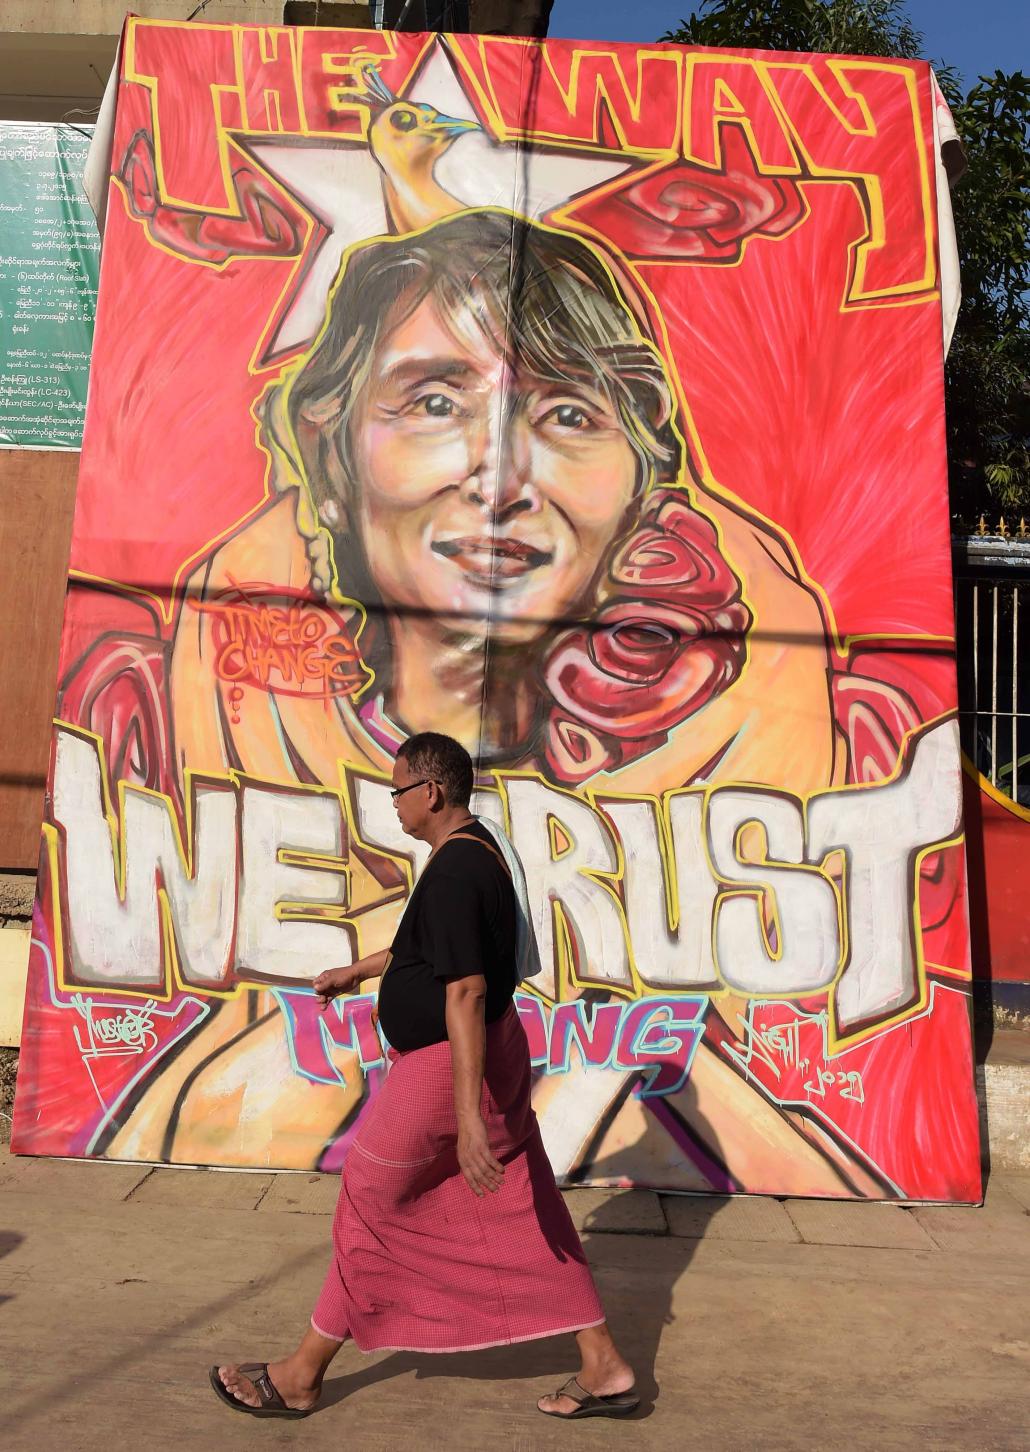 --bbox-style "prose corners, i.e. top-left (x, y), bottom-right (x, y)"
top-left (0, 122), bottom-right (99, 450)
